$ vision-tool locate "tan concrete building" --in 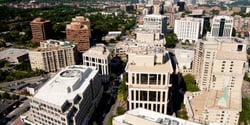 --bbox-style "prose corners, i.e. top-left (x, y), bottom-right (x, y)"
top-left (30, 65), bottom-right (103, 125)
top-left (193, 37), bottom-right (247, 91)
top-left (82, 44), bottom-right (110, 82)
top-left (66, 16), bottom-right (90, 52)
top-left (189, 37), bottom-right (247, 125)
top-left (126, 45), bottom-right (174, 114)
top-left (30, 17), bottom-right (53, 43)
top-left (113, 108), bottom-right (202, 125)
top-left (29, 39), bottom-right (77, 72)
